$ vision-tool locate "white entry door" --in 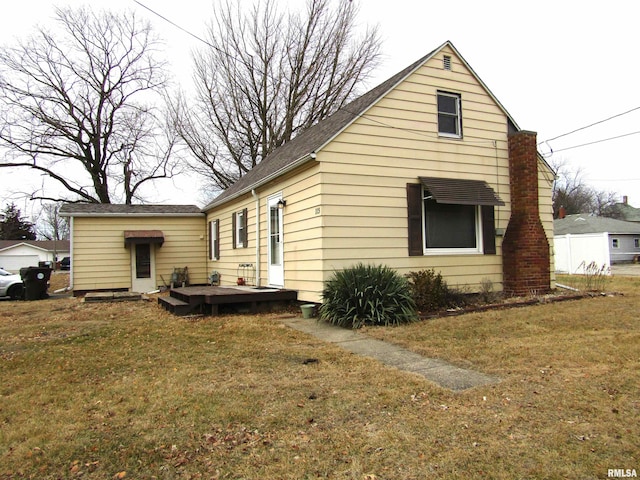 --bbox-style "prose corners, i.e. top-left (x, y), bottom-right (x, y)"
top-left (130, 243), bottom-right (156, 292)
top-left (267, 195), bottom-right (284, 287)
